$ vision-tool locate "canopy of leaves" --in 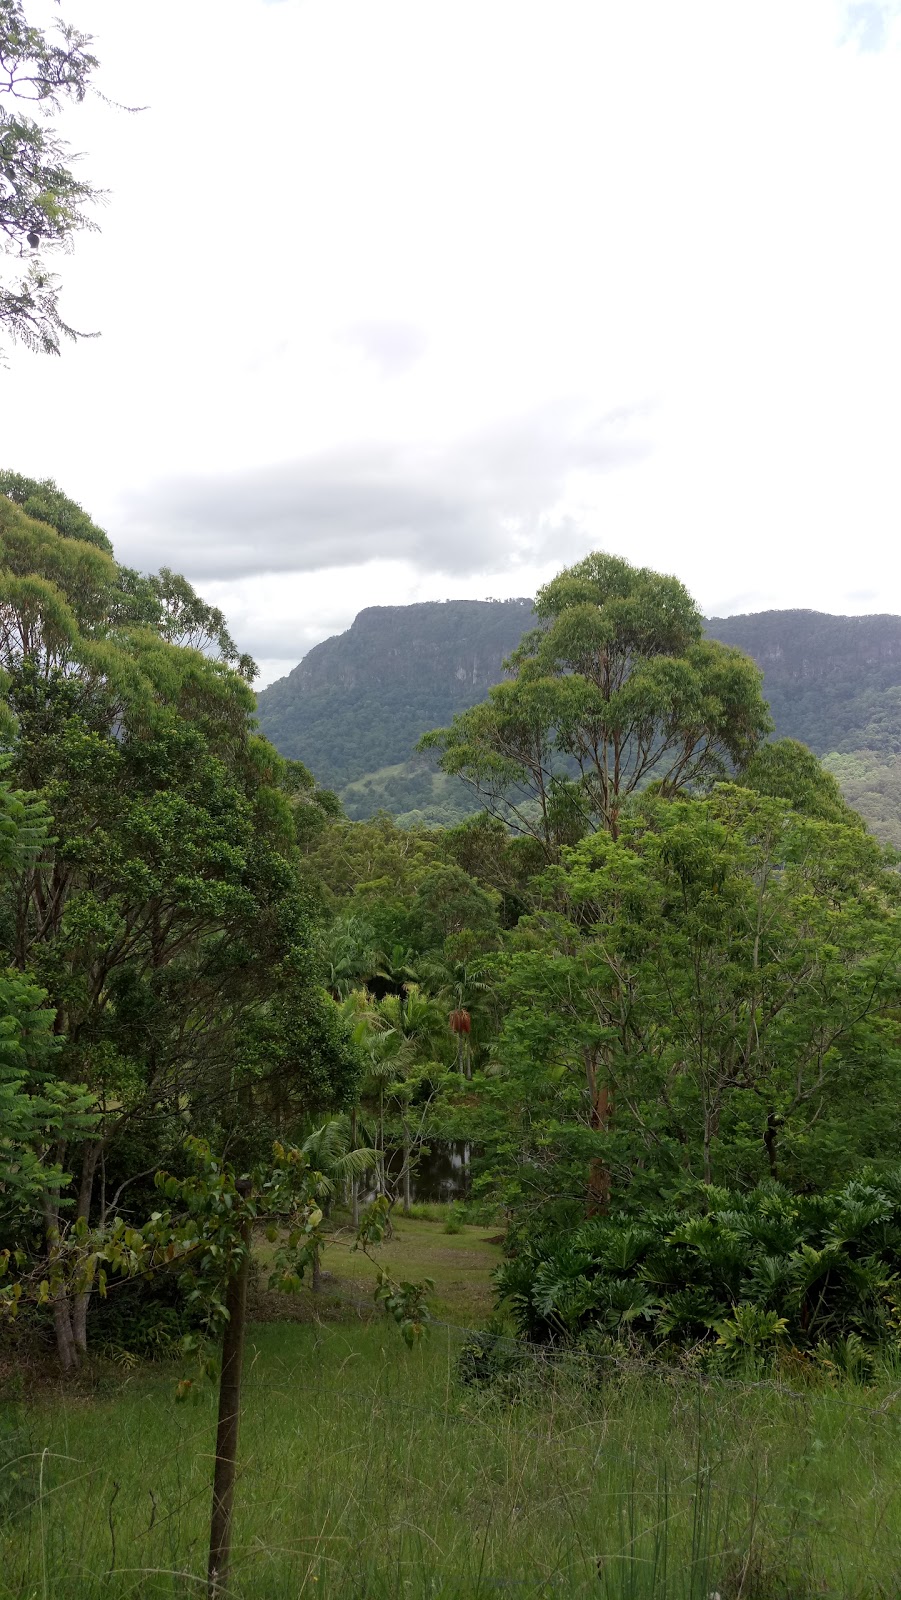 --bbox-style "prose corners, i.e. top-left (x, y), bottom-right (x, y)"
top-left (422, 553), bottom-right (771, 853)
top-left (0, 470), bottom-right (112, 552)
top-left (489, 787), bottom-right (901, 1226)
top-left (0, 490), bottom-right (359, 1273)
